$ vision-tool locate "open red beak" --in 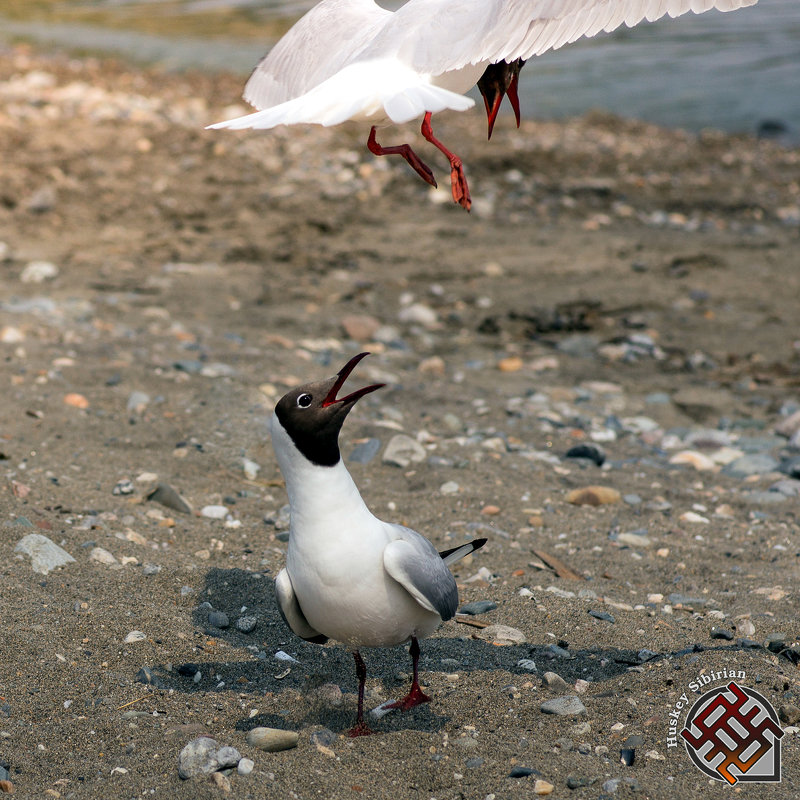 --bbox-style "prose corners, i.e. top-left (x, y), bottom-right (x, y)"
top-left (322, 352), bottom-right (385, 407)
